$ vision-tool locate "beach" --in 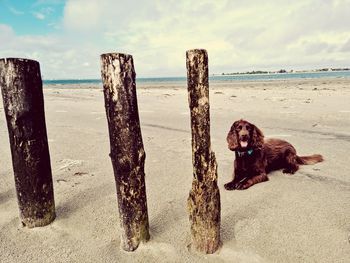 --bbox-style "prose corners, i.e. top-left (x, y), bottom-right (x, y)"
top-left (0, 77), bottom-right (349, 262)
